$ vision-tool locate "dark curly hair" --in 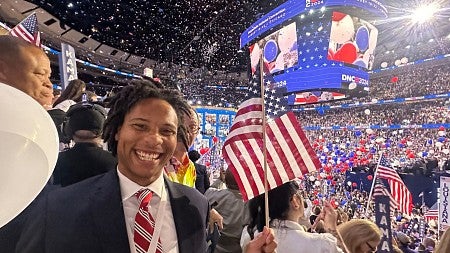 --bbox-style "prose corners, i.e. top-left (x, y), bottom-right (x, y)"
top-left (246, 181), bottom-right (300, 239)
top-left (102, 81), bottom-right (190, 156)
